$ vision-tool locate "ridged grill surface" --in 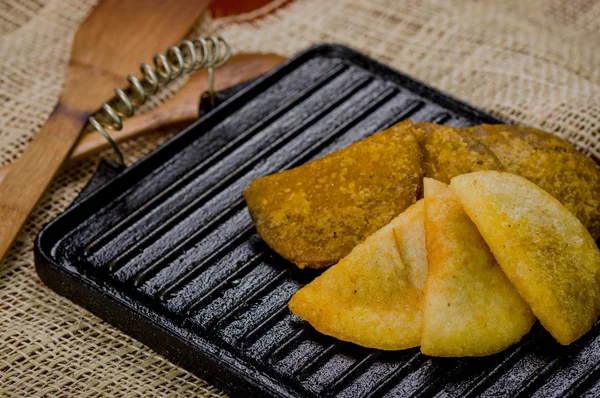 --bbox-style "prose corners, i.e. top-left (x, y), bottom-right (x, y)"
top-left (36, 44), bottom-right (600, 398)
